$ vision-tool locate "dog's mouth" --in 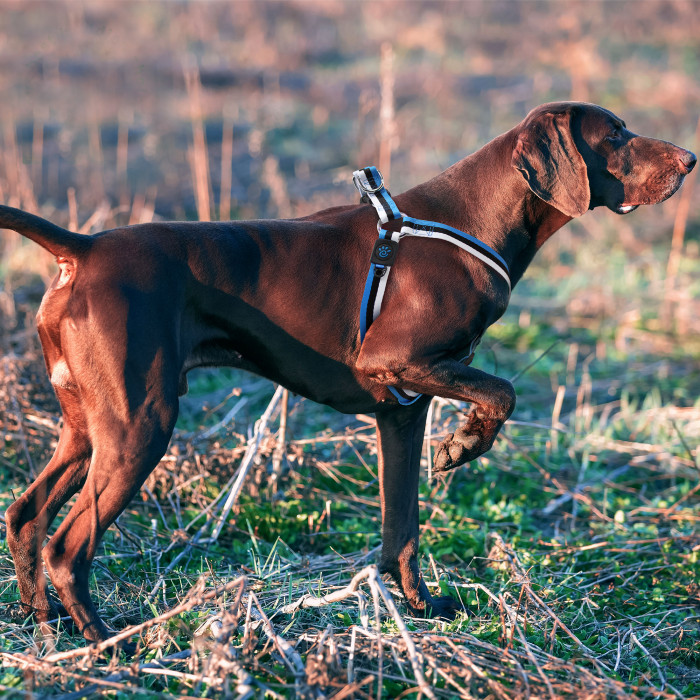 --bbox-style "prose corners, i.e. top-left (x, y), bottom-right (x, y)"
top-left (608, 167), bottom-right (690, 215)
